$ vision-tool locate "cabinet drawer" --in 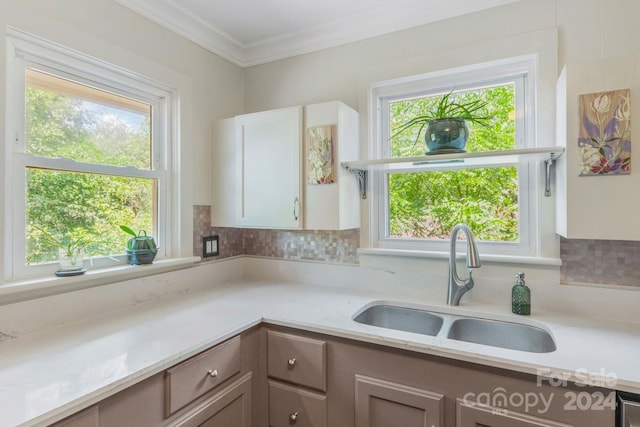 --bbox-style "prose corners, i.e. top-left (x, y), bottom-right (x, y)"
top-left (267, 330), bottom-right (326, 391)
top-left (165, 336), bottom-right (241, 416)
top-left (269, 380), bottom-right (326, 427)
